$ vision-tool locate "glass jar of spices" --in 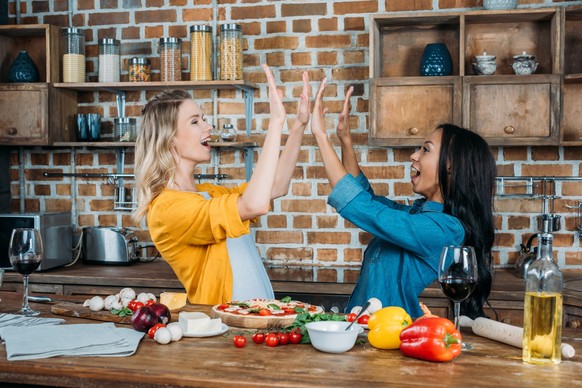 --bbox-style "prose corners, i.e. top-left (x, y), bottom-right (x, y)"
top-left (159, 37), bottom-right (182, 82)
top-left (61, 27), bottom-right (85, 83)
top-left (219, 24), bottom-right (243, 80)
top-left (98, 38), bottom-right (120, 83)
top-left (114, 117), bottom-right (137, 142)
top-left (190, 25), bottom-right (213, 81)
top-left (128, 57), bottom-right (151, 82)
